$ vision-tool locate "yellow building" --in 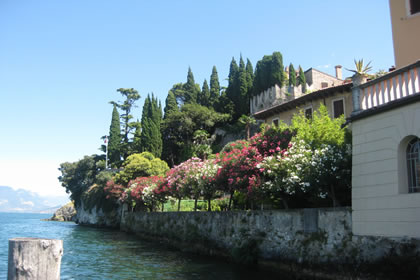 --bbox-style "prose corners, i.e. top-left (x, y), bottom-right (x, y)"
top-left (389, 0), bottom-right (420, 68)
